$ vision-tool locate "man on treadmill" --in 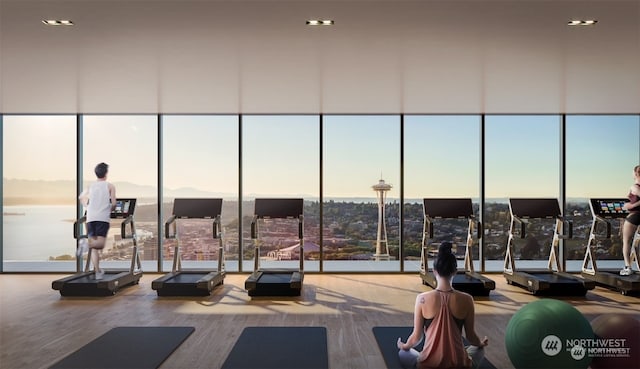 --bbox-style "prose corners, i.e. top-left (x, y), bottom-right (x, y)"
top-left (77, 162), bottom-right (117, 280)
